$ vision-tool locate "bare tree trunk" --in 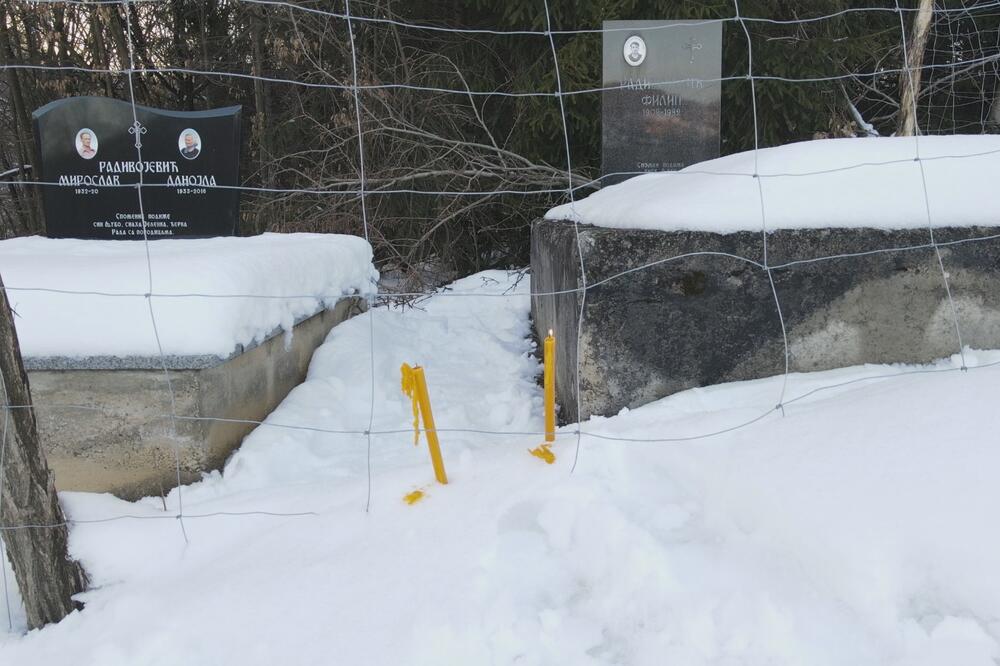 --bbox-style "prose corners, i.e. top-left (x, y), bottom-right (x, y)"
top-left (91, 7), bottom-right (116, 97)
top-left (0, 272), bottom-right (87, 629)
top-left (251, 5), bottom-right (271, 235)
top-left (898, 0), bottom-right (934, 136)
top-left (0, 7), bottom-right (43, 234)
